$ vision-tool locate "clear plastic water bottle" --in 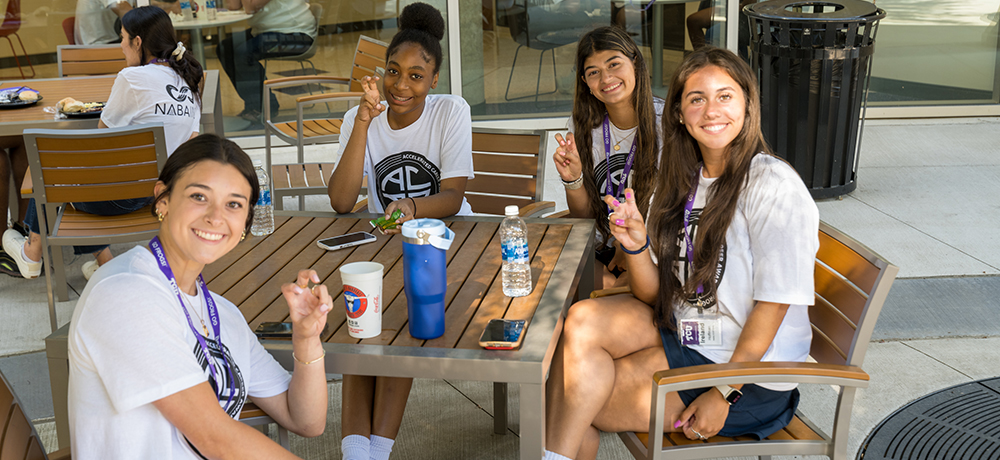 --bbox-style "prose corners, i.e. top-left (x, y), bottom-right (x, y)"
top-left (500, 205), bottom-right (532, 297)
top-left (180, 0), bottom-right (193, 21)
top-left (251, 161), bottom-right (274, 236)
top-left (204, 0), bottom-right (217, 20)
